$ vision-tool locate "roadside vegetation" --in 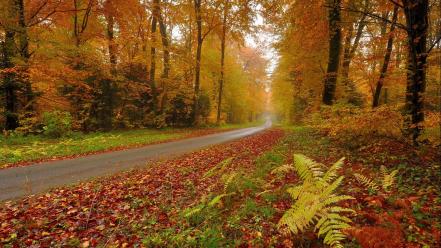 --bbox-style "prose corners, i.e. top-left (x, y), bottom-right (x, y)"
top-left (1, 123), bottom-right (439, 247)
top-left (0, 122), bottom-right (260, 169)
